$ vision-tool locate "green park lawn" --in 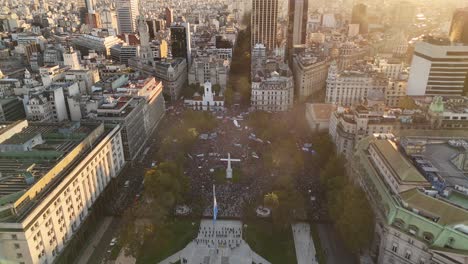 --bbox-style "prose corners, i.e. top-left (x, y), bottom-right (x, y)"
top-left (243, 219), bottom-right (297, 264)
top-left (137, 218), bottom-right (199, 264)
